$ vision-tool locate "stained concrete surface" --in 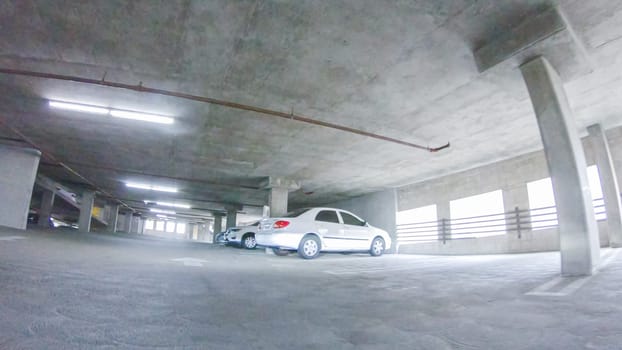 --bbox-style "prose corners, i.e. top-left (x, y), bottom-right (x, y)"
top-left (3, 1), bottom-right (622, 210)
top-left (1, 227), bottom-right (621, 349)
